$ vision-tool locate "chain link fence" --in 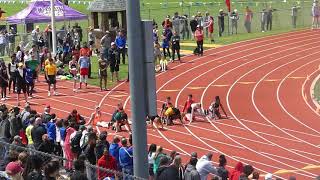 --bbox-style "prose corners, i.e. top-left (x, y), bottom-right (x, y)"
top-left (0, 140), bottom-right (146, 180)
